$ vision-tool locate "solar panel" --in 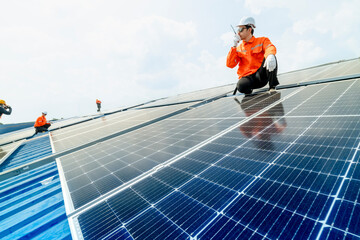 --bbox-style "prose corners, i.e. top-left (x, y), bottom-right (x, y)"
top-left (51, 102), bottom-right (199, 153)
top-left (139, 84), bottom-right (235, 108)
top-left (57, 118), bottom-right (242, 212)
top-left (0, 141), bottom-right (23, 165)
top-left (315, 59), bottom-right (360, 80)
top-left (64, 79), bottom-right (360, 239)
top-left (0, 115), bottom-right (95, 146)
top-left (0, 128), bottom-right (36, 146)
top-left (278, 58), bottom-right (360, 86)
top-left (57, 90), bottom-right (295, 215)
